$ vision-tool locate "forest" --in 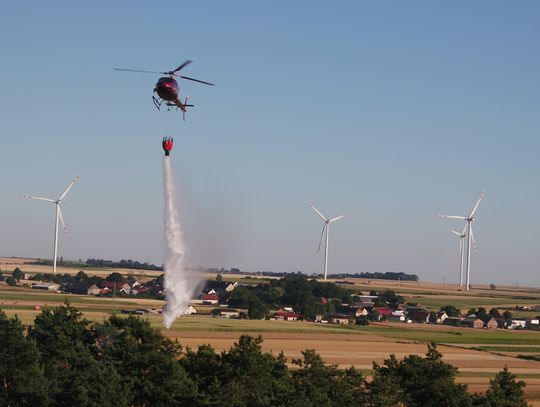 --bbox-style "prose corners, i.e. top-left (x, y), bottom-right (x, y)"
top-left (0, 304), bottom-right (528, 407)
